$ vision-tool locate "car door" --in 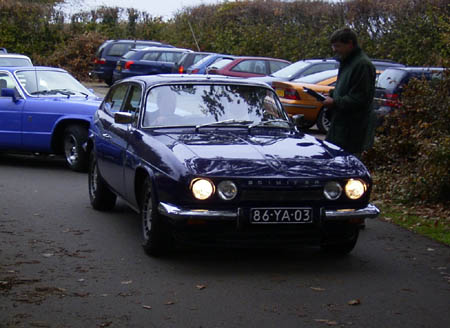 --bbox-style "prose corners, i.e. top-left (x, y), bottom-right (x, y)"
top-left (95, 83), bottom-right (131, 194)
top-left (0, 71), bottom-right (24, 149)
